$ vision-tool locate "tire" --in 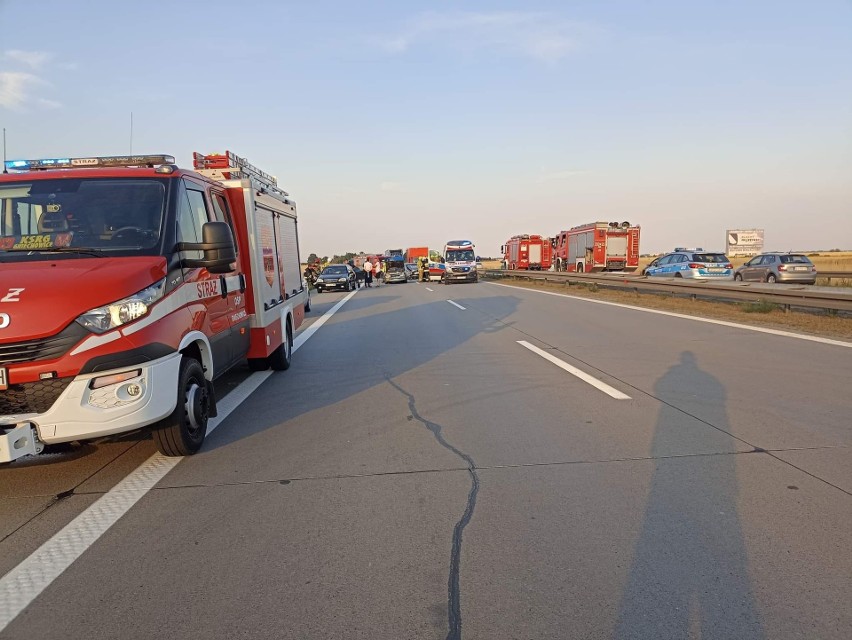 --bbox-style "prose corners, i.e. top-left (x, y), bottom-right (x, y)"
top-left (269, 319), bottom-right (293, 371)
top-left (674, 272), bottom-right (683, 278)
top-left (346, 282), bottom-right (352, 292)
top-left (767, 274), bottom-right (777, 283)
top-left (153, 357), bottom-right (209, 457)
top-left (734, 273), bottom-right (743, 281)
